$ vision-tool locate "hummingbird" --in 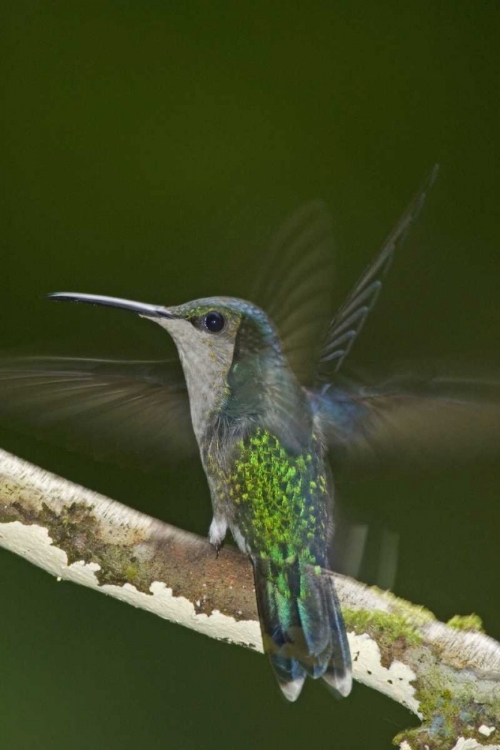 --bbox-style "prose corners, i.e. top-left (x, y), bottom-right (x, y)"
top-left (1, 166), bottom-right (498, 701)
